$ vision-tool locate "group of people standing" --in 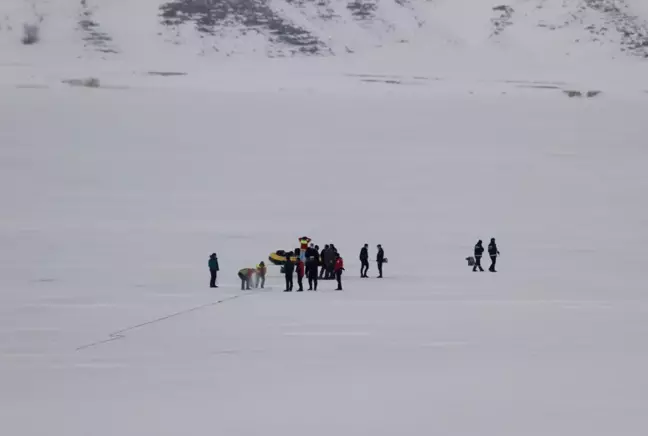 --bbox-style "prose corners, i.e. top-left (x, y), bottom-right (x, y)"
top-left (209, 253), bottom-right (268, 290)
top-left (209, 239), bottom-right (389, 291)
top-left (211, 238), bottom-right (499, 291)
top-left (473, 238), bottom-right (500, 272)
top-left (282, 244), bottom-right (345, 292)
top-left (359, 244), bottom-right (386, 278)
